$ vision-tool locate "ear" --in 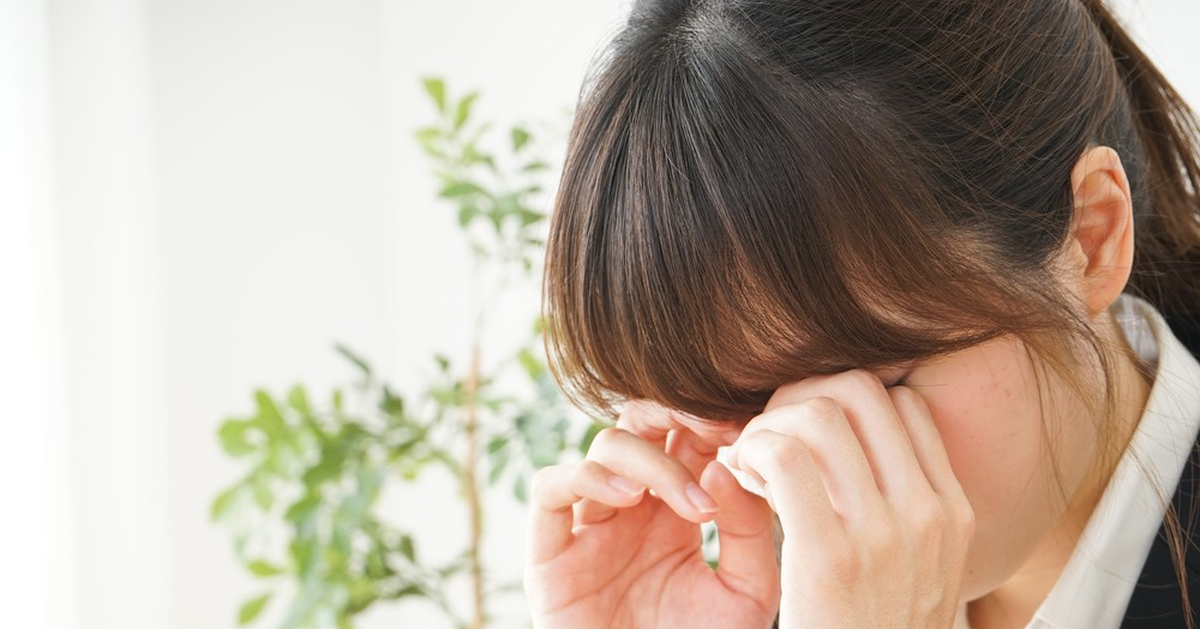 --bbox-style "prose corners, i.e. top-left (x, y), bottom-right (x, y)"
top-left (1066, 145), bottom-right (1135, 317)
